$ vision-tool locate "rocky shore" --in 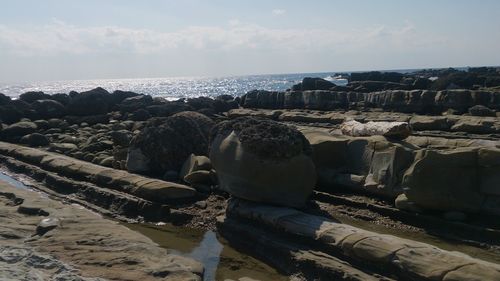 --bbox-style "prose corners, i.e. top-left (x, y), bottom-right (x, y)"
top-left (1, 67), bottom-right (500, 280)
